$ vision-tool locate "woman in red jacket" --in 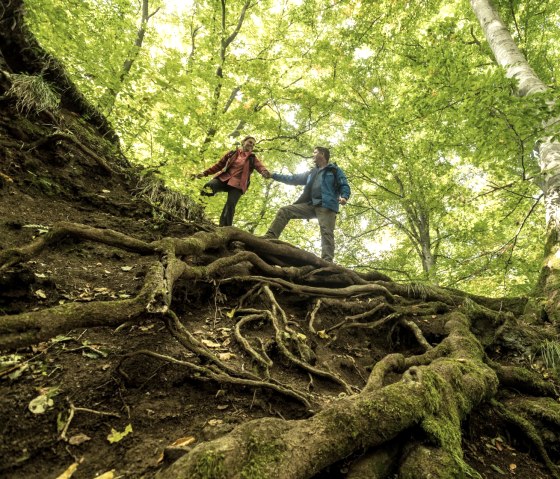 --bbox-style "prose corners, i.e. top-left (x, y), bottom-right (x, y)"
top-left (193, 136), bottom-right (270, 226)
